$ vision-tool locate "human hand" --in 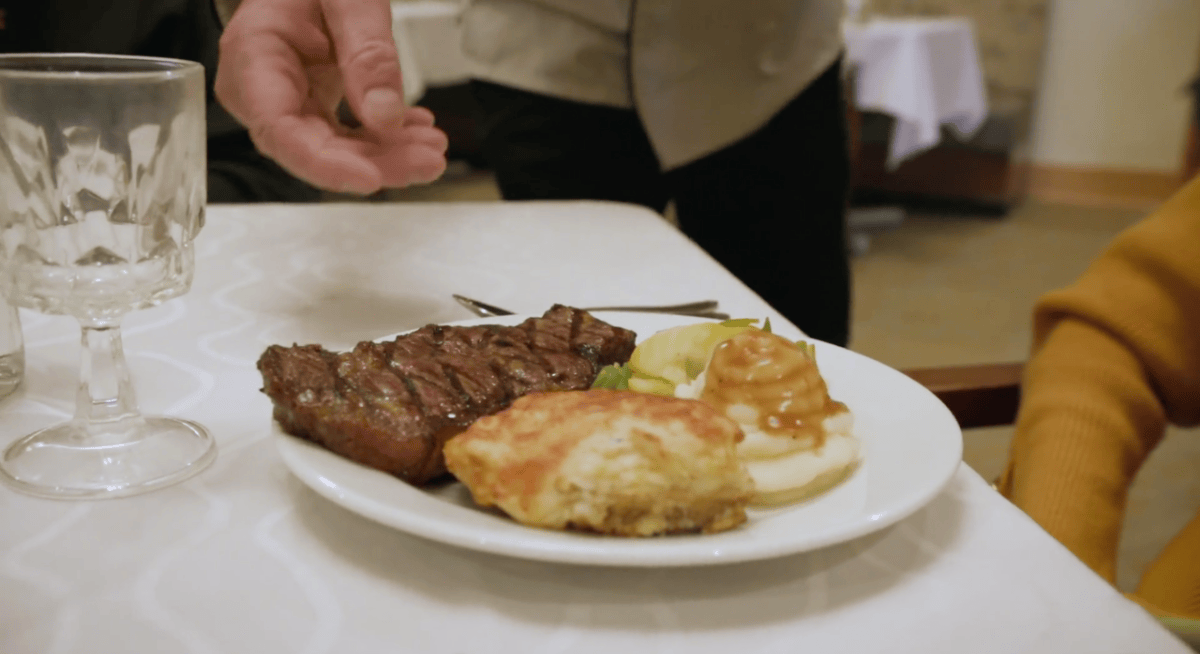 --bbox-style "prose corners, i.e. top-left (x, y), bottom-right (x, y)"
top-left (214, 0), bottom-right (449, 194)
